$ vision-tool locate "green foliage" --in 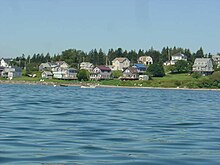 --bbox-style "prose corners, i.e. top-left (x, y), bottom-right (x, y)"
top-left (210, 72), bottom-right (220, 82)
top-left (147, 63), bottom-right (165, 77)
top-left (195, 47), bottom-right (204, 58)
top-left (191, 72), bottom-right (202, 79)
top-left (77, 69), bottom-right (90, 81)
top-left (25, 63), bottom-right (39, 75)
top-left (111, 70), bottom-right (123, 78)
top-left (171, 60), bottom-right (190, 73)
